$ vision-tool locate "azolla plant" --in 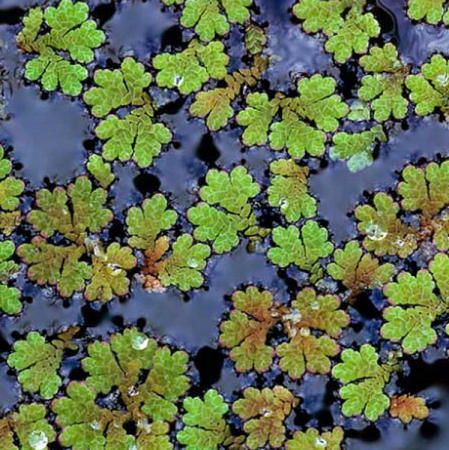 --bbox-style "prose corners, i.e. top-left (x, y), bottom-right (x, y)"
top-left (4, 0), bottom-right (449, 448)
